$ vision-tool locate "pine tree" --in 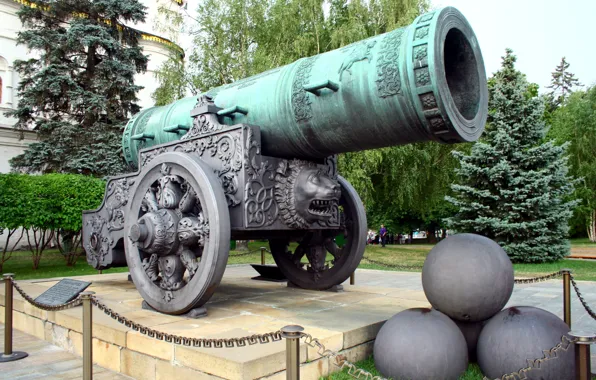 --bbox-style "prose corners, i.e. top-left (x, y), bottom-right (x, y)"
top-left (446, 49), bottom-right (577, 263)
top-left (5, 0), bottom-right (148, 176)
top-left (547, 57), bottom-right (581, 109)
